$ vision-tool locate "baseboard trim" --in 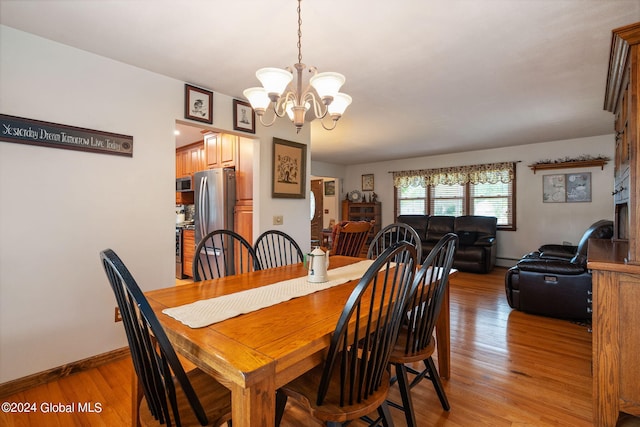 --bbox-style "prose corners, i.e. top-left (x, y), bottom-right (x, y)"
top-left (0, 347), bottom-right (130, 399)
